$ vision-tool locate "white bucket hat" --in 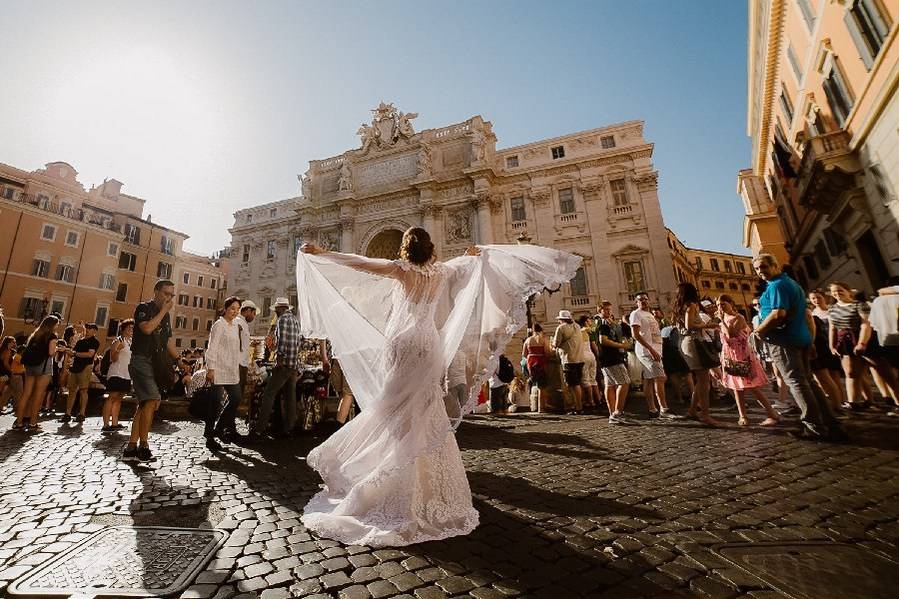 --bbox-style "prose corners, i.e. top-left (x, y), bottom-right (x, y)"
top-left (556, 310), bottom-right (573, 321)
top-left (273, 297), bottom-right (291, 310)
top-left (240, 300), bottom-right (258, 311)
